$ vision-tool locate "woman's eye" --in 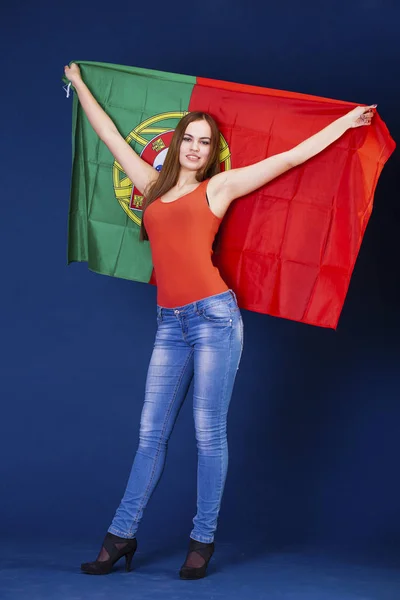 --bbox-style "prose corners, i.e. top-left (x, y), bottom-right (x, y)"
top-left (182, 137), bottom-right (209, 145)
